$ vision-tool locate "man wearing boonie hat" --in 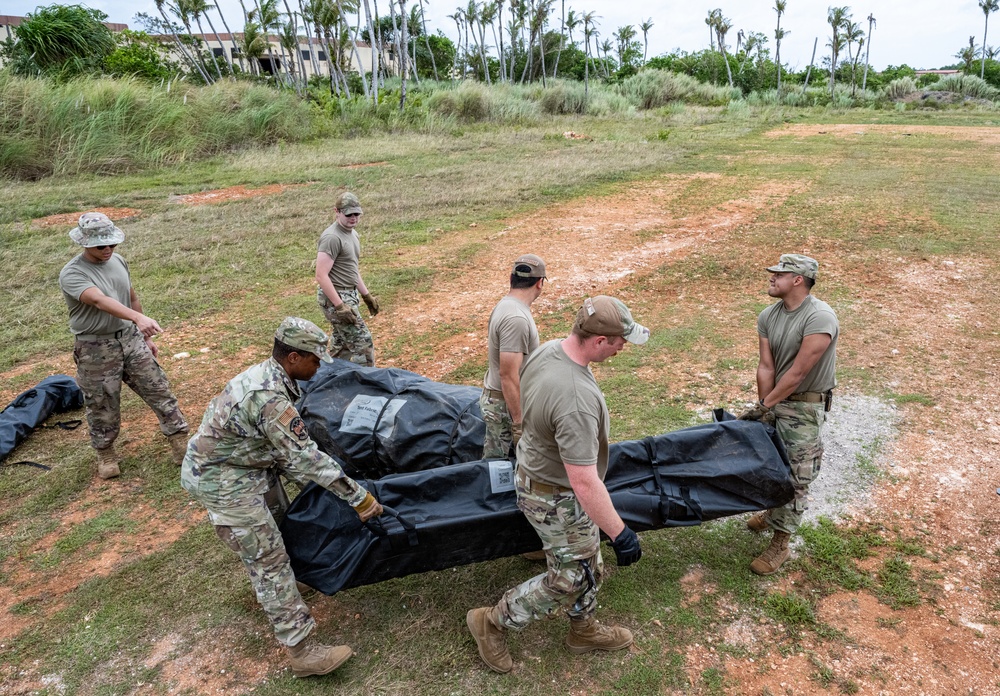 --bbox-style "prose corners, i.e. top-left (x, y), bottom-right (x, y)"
top-left (480, 253), bottom-right (547, 461)
top-left (315, 191), bottom-right (378, 367)
top-left (182, 317), bottom-right (384, 678)
top-left (58, 212), bottom-right (189, 480)
top-left (739, 254), bottom-right (839, 575)
top-left (467, 296), bottom-right (649, 674)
